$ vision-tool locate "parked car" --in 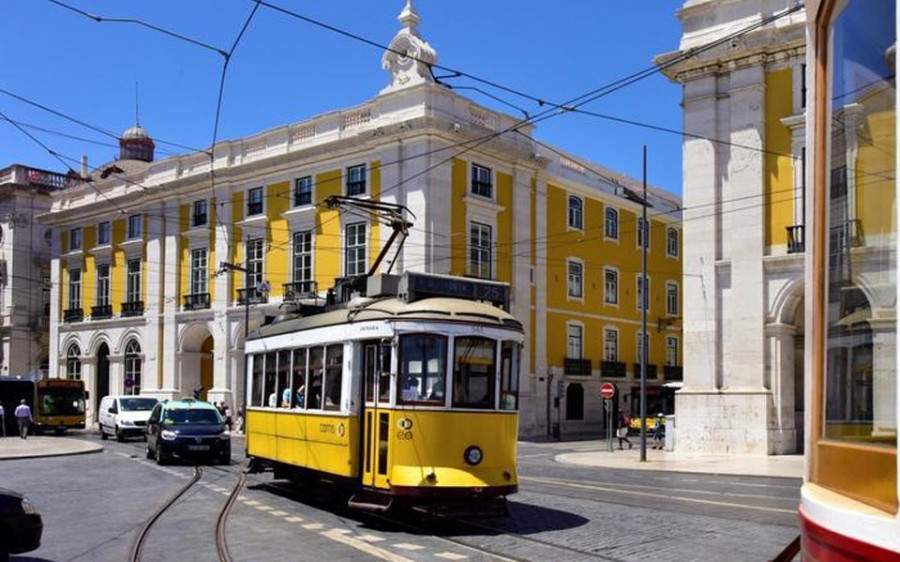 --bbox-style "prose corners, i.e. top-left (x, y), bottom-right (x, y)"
top-left (145, 399), bottom-right (230, 465)
top-left (98, 396), bottom-right (159, 442)
top-left (0, 488), bottom-right (42, 562)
